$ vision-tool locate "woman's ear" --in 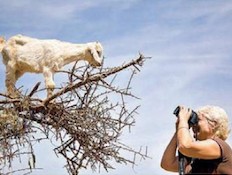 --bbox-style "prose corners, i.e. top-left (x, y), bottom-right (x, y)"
top-left (211, 121), bottom-right (219, 134)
